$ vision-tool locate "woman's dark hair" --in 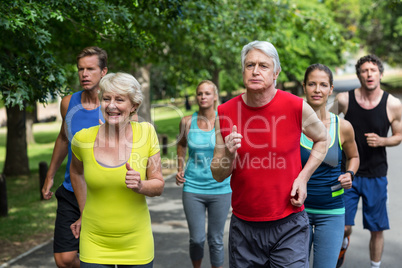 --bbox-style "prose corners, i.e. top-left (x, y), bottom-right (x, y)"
top-left (303, 63), bottom-right (333, 86)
